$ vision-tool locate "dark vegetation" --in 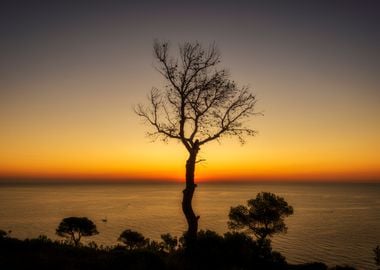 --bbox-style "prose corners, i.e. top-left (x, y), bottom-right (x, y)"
top-left (0, 192), bottom-right (360, 270)
top-left (229, 192), bottom-right (294, 243)
top-left (0, 230), bottom-right (338, 270)
top-left (118, 229), bottom-right (147, 250)
top-left (56, 217), bottom-right (99, 247)
top-left (0, 230), bottom-right (356, 270)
